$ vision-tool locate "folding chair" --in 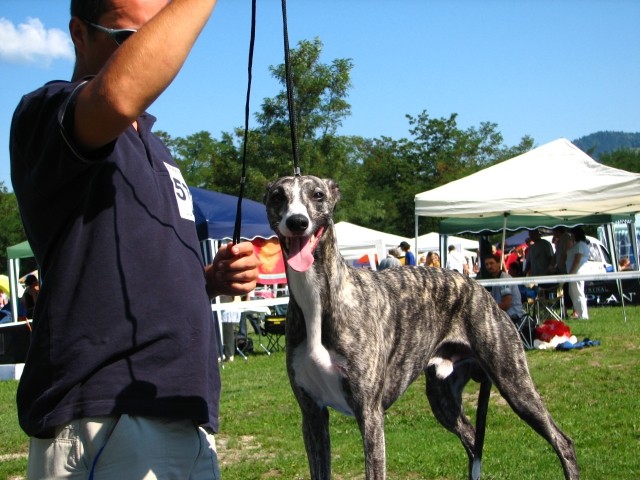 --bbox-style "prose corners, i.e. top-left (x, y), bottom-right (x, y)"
top-left (534, 284), bottom-right (565, 322)
top-left (263, 315), bottom-right (286, 353)
top-left (517, 285), bottom-right (539, 349)
top-left (238, 312), bottom-right (271, 356)
top-left (515, 313), bottom-right (537, 349)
